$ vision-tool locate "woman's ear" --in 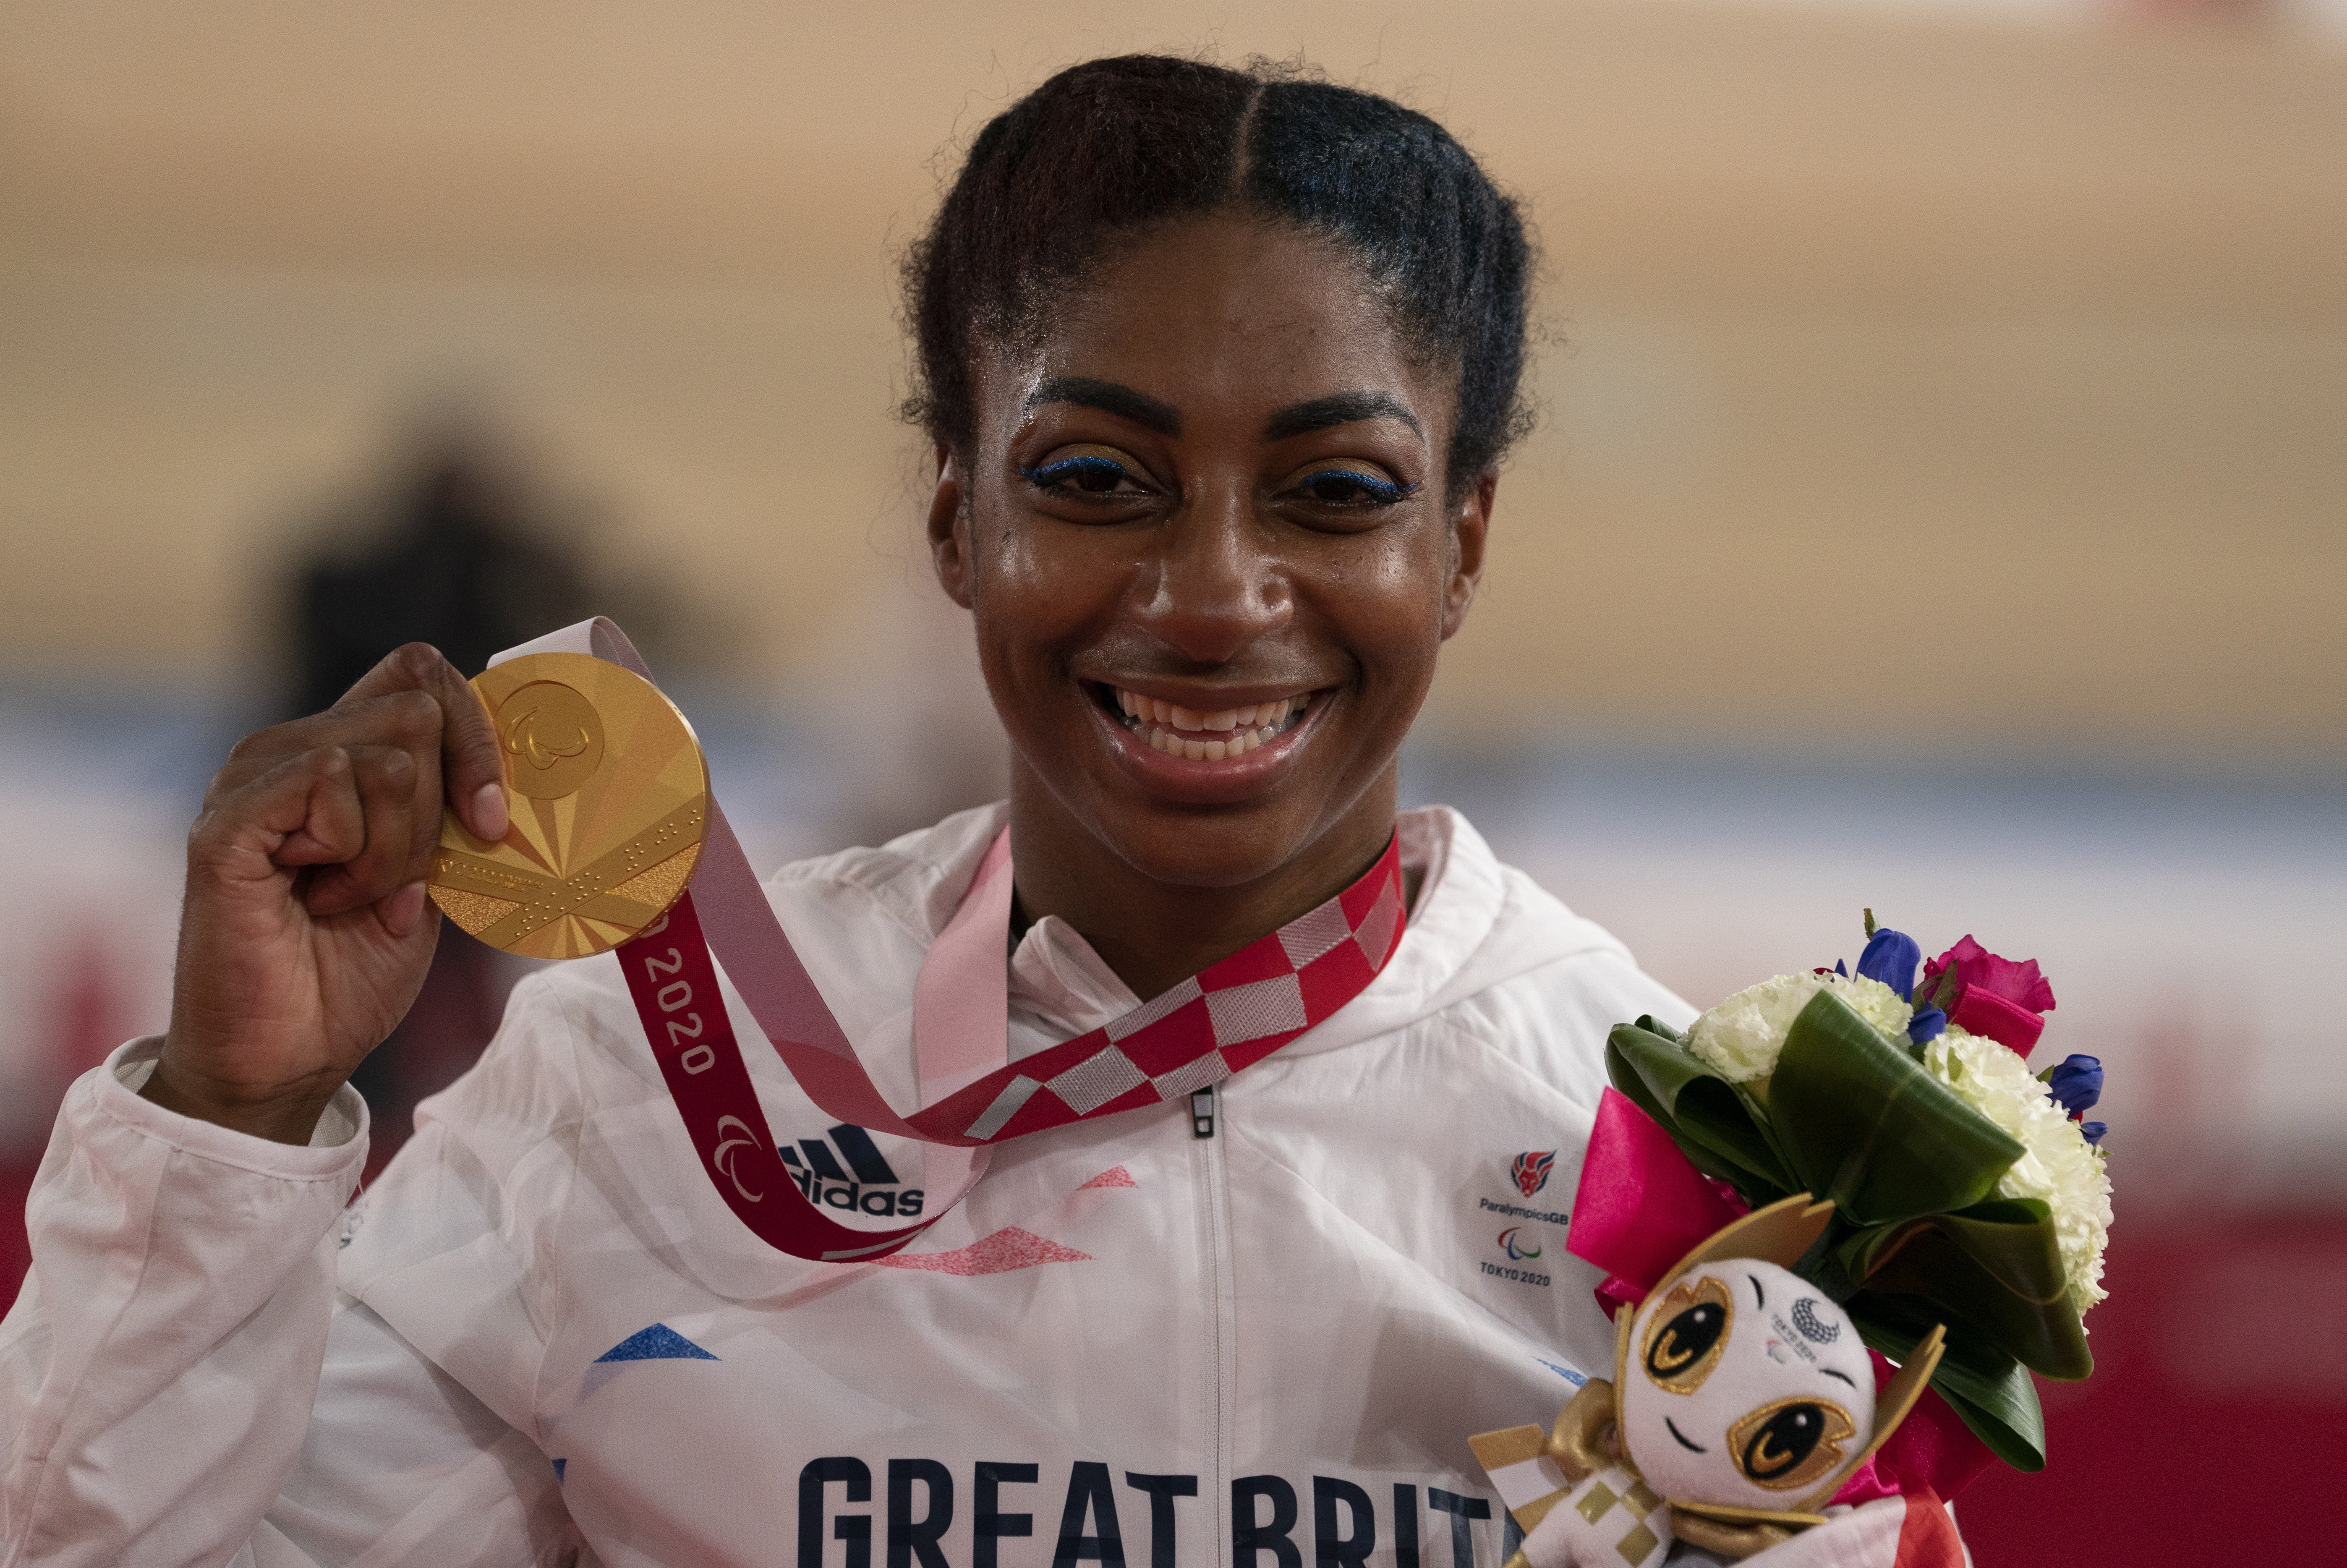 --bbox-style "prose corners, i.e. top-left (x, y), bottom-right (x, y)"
top-left (1440, 469), bottom-right (1497, 641)
top-left (927, 443), bottom-right (976, 609)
